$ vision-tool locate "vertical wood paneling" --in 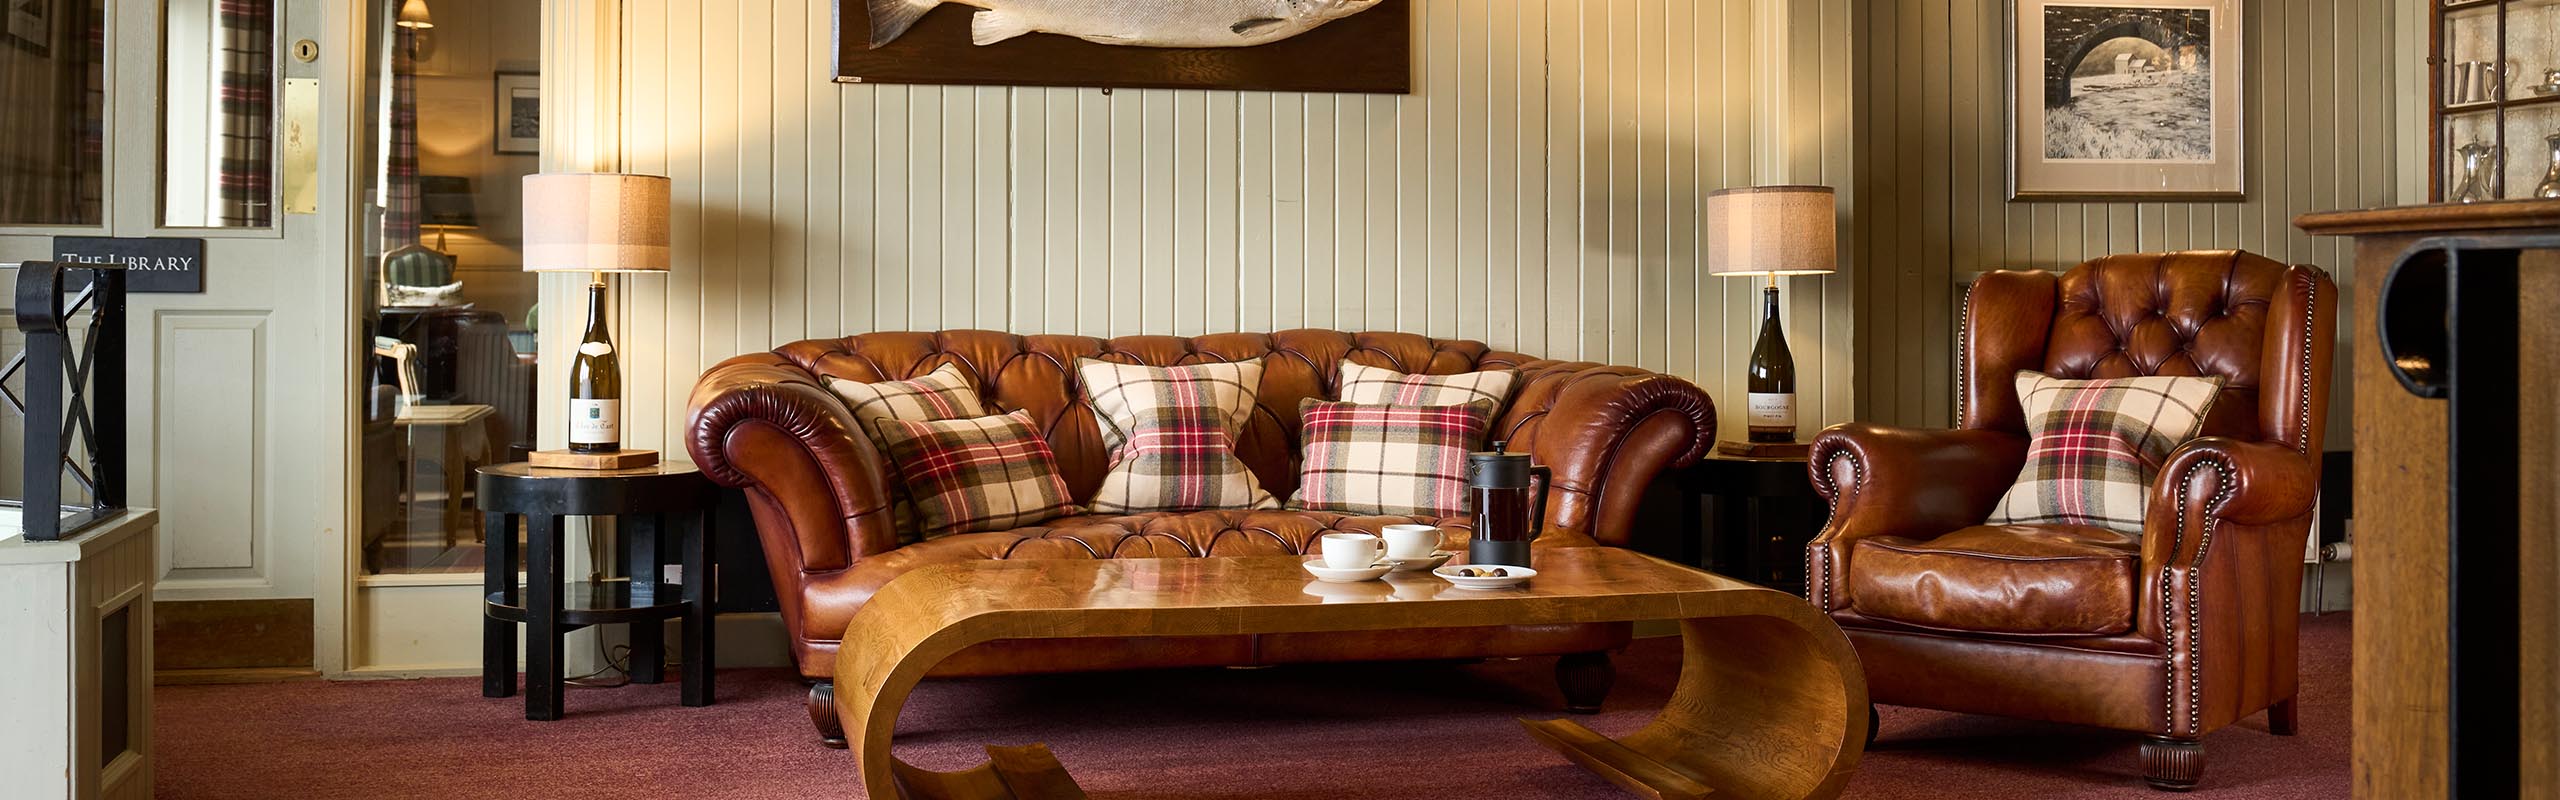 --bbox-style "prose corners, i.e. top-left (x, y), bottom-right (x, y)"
top-left (1851, 0), bottom-right (2396, 432)
top-left (597, 0), bottom-right (1862, 450)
